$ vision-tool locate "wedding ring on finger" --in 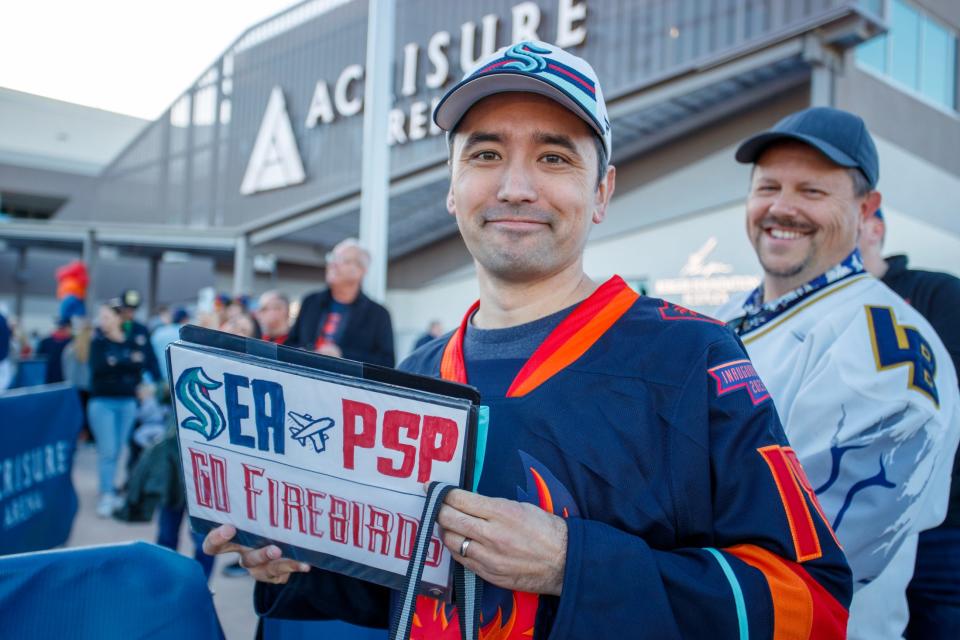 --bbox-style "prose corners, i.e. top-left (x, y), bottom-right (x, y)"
top-left (459, 538), bottom-right (472, 558)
